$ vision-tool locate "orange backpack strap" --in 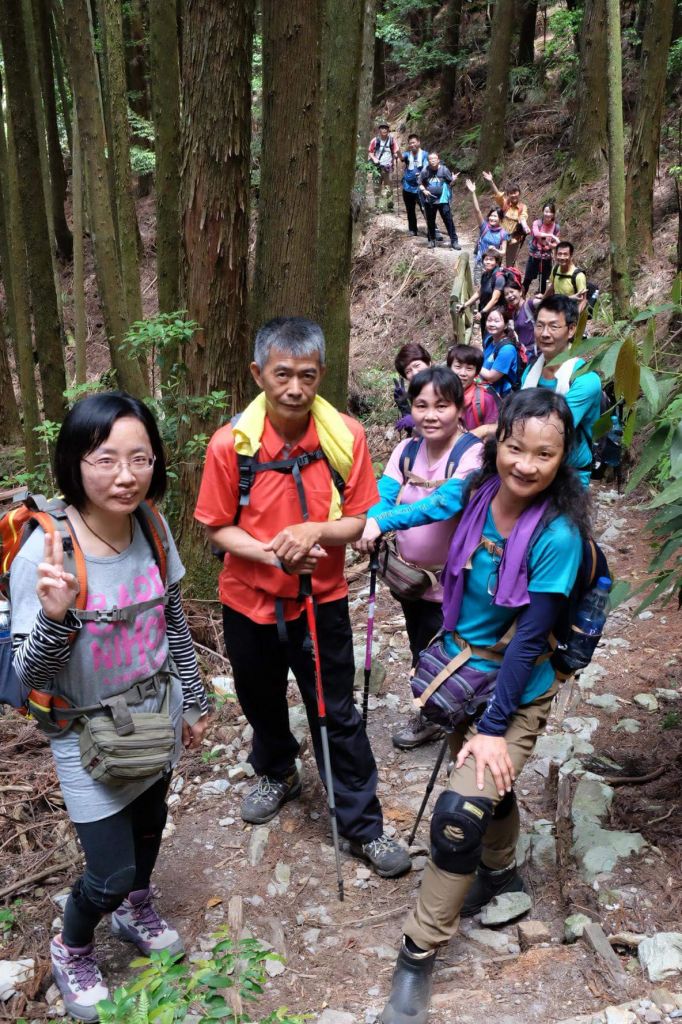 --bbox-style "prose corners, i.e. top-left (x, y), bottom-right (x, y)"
top-left (43, 505), bottom-right (88, 612)
top-left (135, 501), bottom-right (169, 584)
